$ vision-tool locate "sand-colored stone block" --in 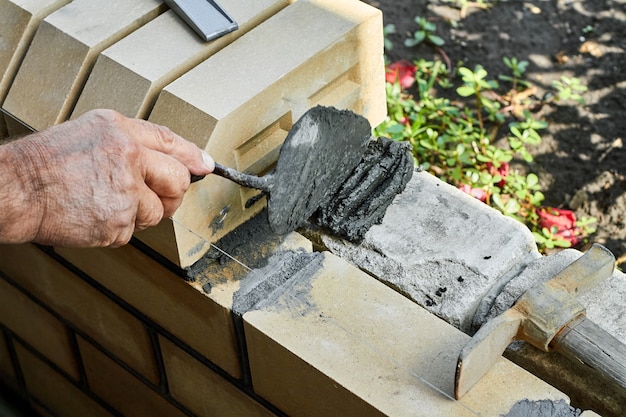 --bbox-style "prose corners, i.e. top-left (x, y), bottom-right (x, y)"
top-left (3, 0), bottom-right (165, 130)
top-left (0, 277), bottom-right (79, 380)
top-left (54, 242), bottom-right (242, 378)
top-left (244, 252), bottom-right (568, 417)
top-left (145, 0), bottom-right (386, 267)
top-left (0, 0), bottom-right (71, 102)
top-left (77, 337), bottom-right (188, 417)
top-left (14, 342), bottom-right (115, 417)
top-left (159, 336), bottom-right (277, 417)
top-left (0, 244), bottom-right (159, 383)
top-left (72, 0), bottom-right (289, 120)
